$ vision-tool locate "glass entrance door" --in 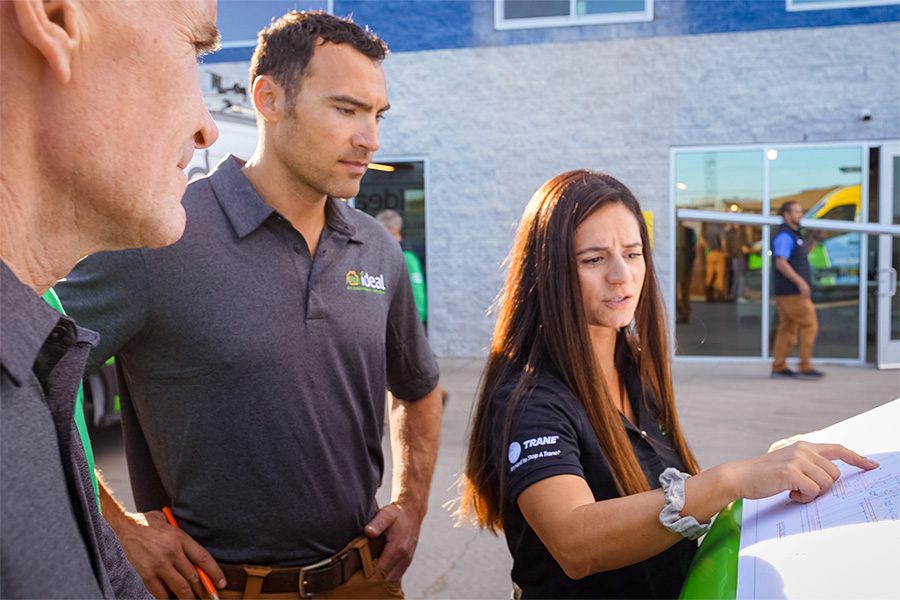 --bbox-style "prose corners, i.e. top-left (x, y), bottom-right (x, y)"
top-left (877, 142), bottom-right (900, 369)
